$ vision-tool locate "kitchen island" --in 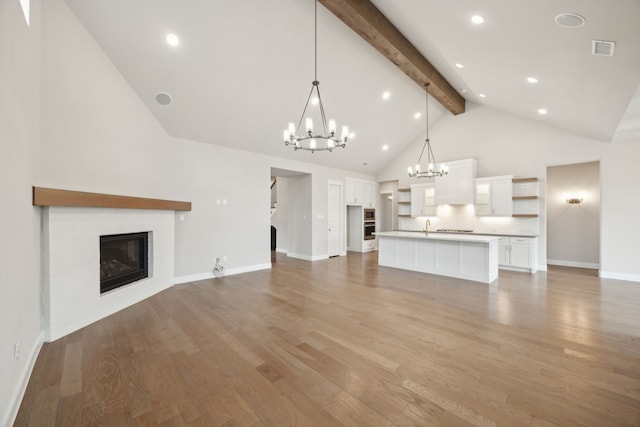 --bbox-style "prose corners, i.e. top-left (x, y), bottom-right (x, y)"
top-left (375, 231), bottom-right (500, 284)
